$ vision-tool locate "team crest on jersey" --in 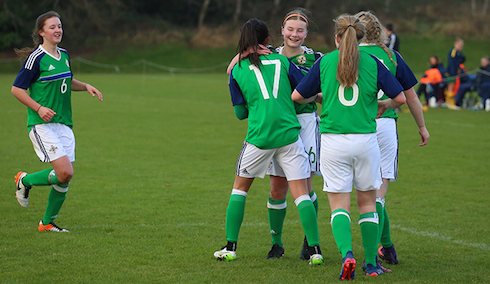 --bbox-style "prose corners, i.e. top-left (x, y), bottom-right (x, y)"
top-left (297, 55), bottom-right (306, 64)
top-left (66, 59), bottom-right (70, 67)
top-left (49, 145), bottom-right (58, 154)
